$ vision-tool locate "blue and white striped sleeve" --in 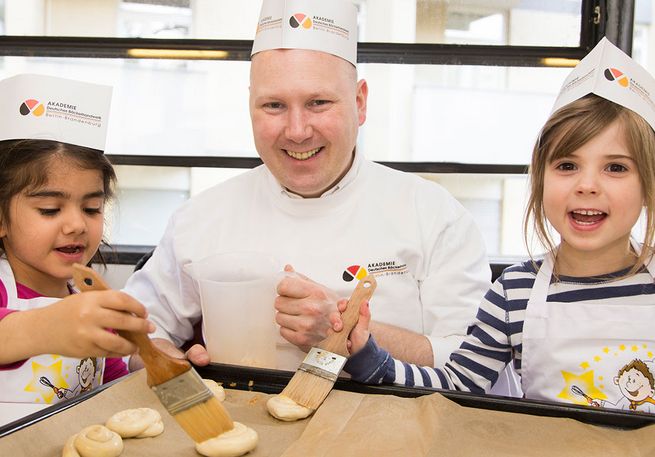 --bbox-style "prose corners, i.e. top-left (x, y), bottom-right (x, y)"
top-left (346, 279), bottom-right (515, 392)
